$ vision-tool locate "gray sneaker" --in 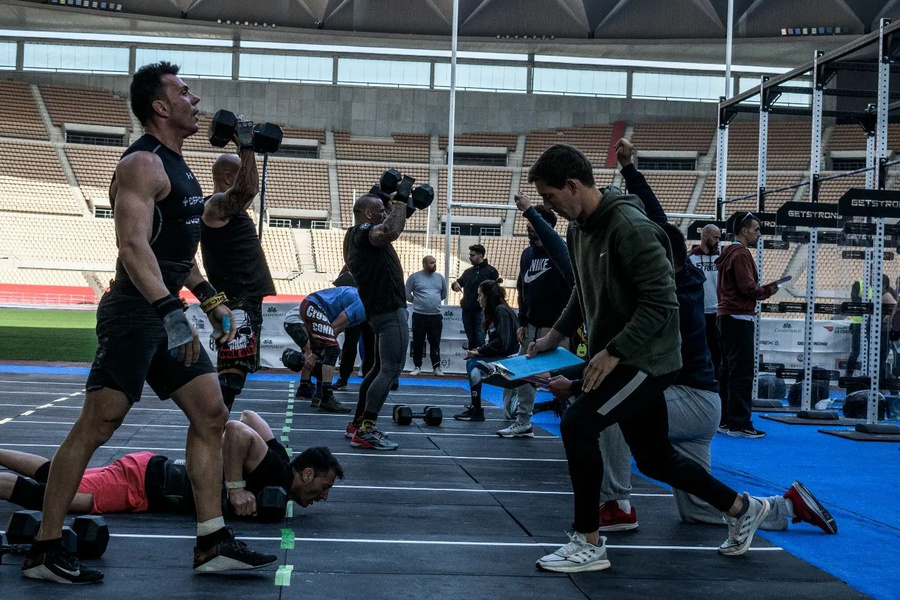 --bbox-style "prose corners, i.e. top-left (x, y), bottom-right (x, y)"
top-left (497, 421), bottom-right (534, 438)
top-left (719, 494), bottom-right (771, 556)
top-left (536, 532), bottom-right (611, 573)
top-left (317, 392), bottom-right (351, 413)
